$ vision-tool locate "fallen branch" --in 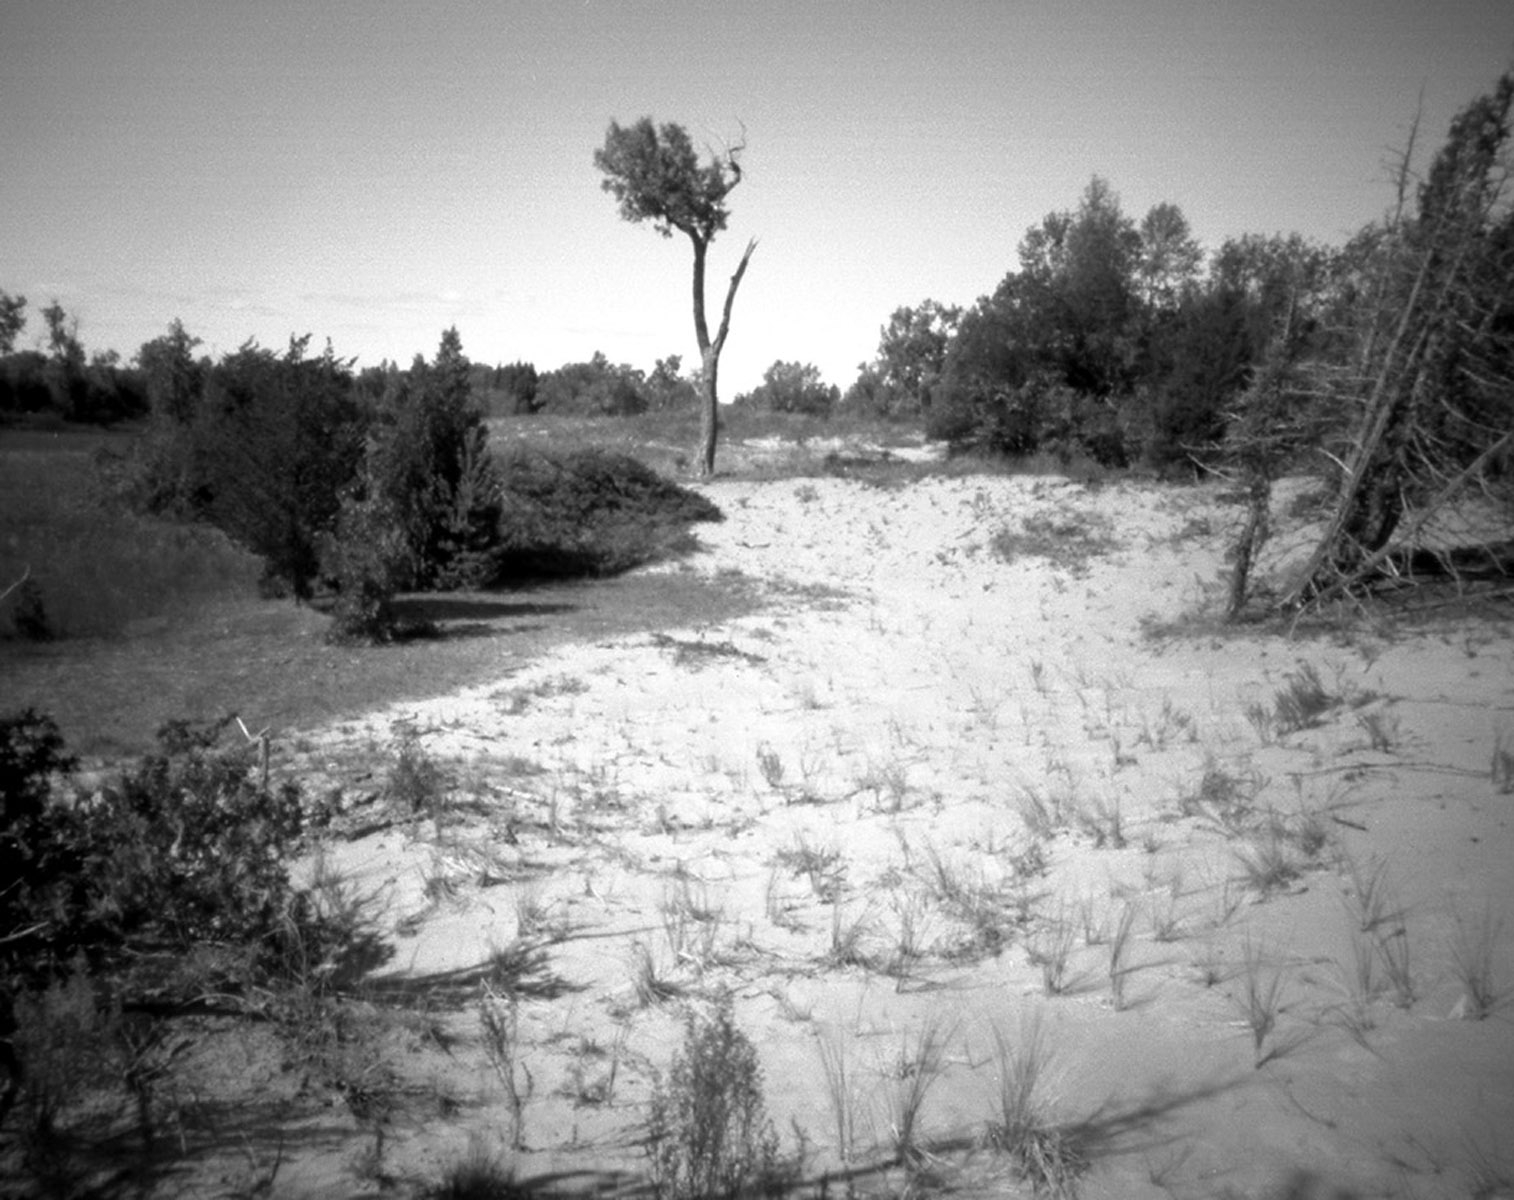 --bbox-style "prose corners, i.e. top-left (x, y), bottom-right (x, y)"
top-left (0, 564), bottom-right (31, 605)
